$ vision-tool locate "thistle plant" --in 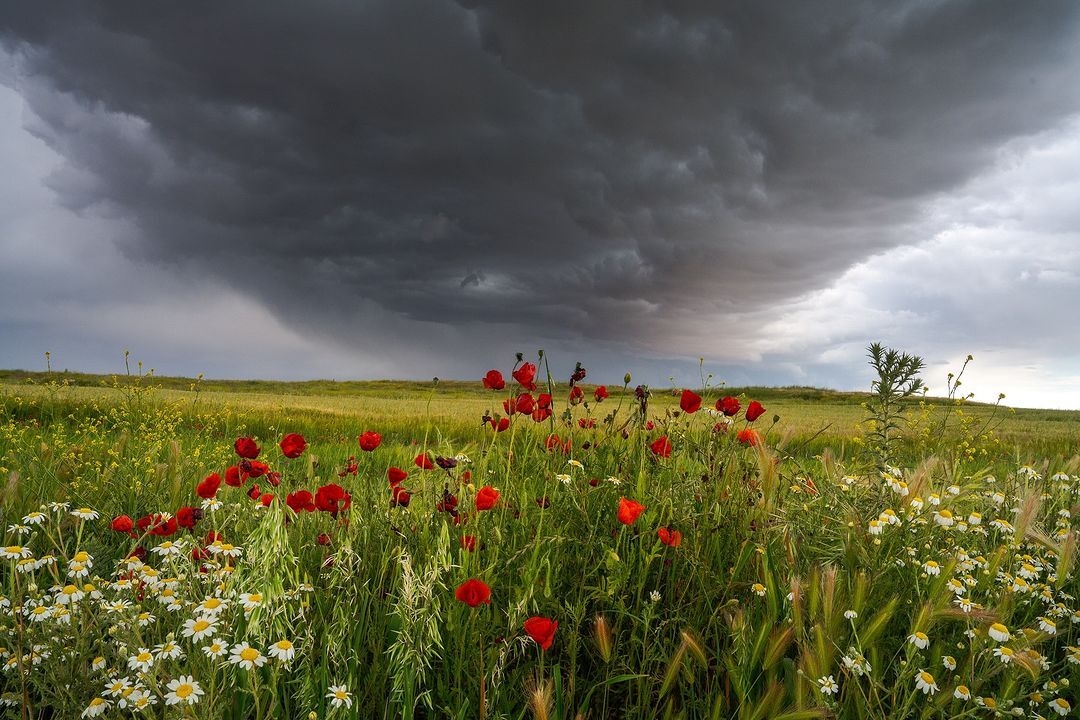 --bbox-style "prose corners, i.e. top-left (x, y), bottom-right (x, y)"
top-left (865, 342), bottom-right (925, 468)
